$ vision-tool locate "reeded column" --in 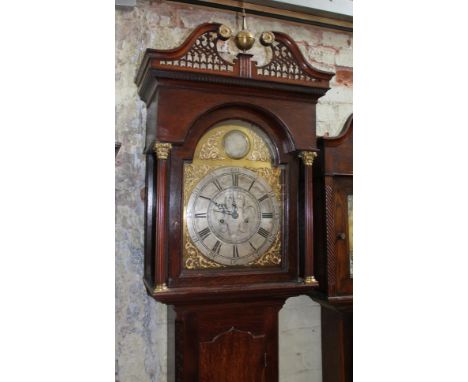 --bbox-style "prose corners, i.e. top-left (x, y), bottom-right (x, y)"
top-left (153, 142), bottom-right (172, 292)
top-left (299, 151), bottom-right (318, 285)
